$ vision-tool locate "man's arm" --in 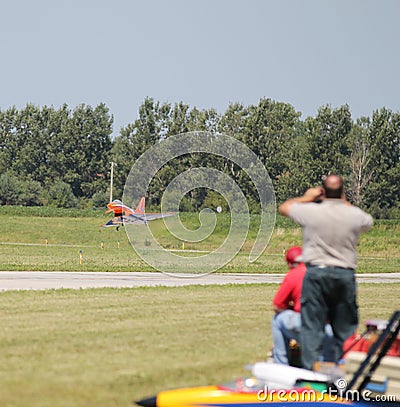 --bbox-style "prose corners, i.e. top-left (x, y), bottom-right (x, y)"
top-left (279, 187), bottom-right (324, 217)
top-left (360, 211), bottom-right (373, 232)
top-left (273, 274), bottom-right (293, 313)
